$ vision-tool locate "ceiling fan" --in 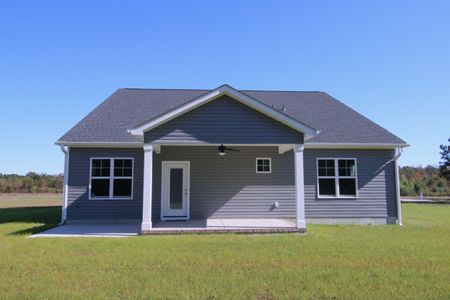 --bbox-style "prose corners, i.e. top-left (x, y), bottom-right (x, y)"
top-left (217, 144), bottom-right (240, 156)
